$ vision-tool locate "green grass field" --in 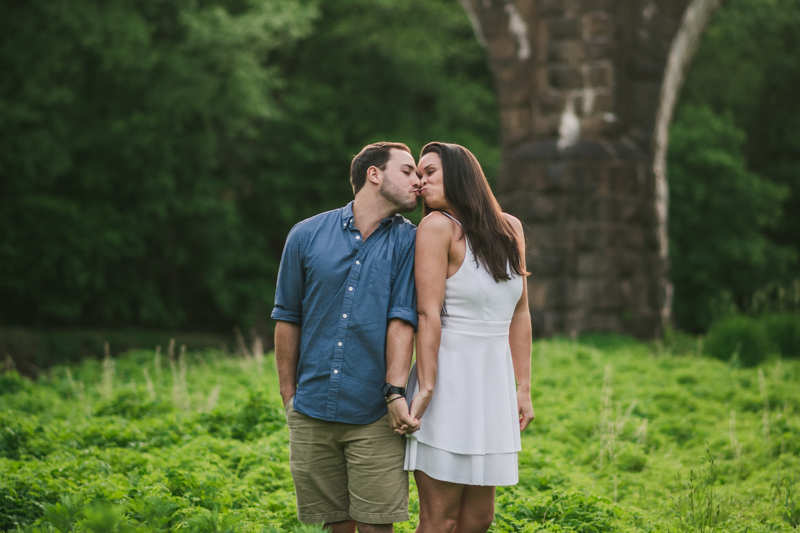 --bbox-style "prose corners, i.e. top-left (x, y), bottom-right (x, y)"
top-left (1, 337), bottom-right (798, 532)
